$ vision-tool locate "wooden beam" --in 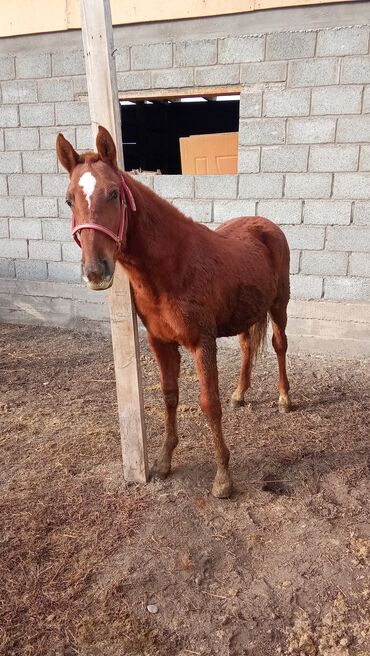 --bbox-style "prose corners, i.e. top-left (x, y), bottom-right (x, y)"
top-left (80, 0), bottom-right (148, 483)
